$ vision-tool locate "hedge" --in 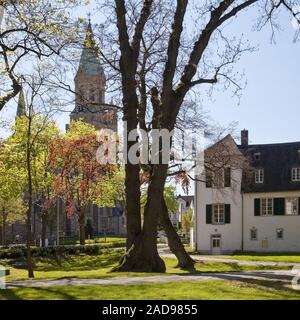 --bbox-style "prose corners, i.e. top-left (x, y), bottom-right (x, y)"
top-left (0, 245), bottom-right (102, 259)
